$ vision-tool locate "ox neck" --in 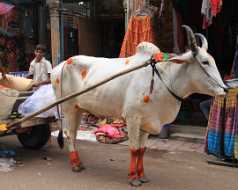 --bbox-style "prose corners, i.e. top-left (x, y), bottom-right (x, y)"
top-left (152, 63), bottom-right (183, 102)
top-left (155, 61), bottom-right (195, 101)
